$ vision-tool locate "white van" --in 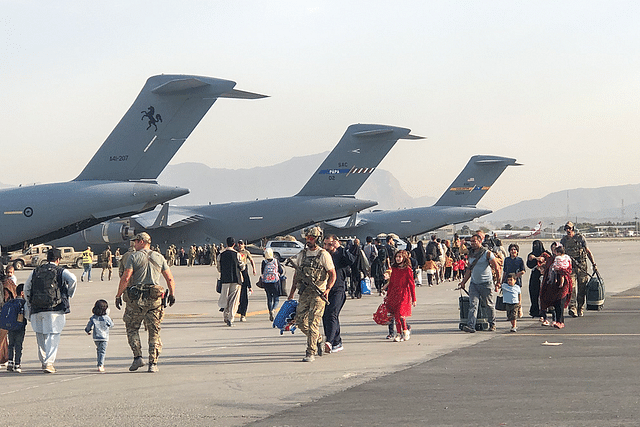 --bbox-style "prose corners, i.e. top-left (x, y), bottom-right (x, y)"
top-left (265, 240), bottom-right (305, 261)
